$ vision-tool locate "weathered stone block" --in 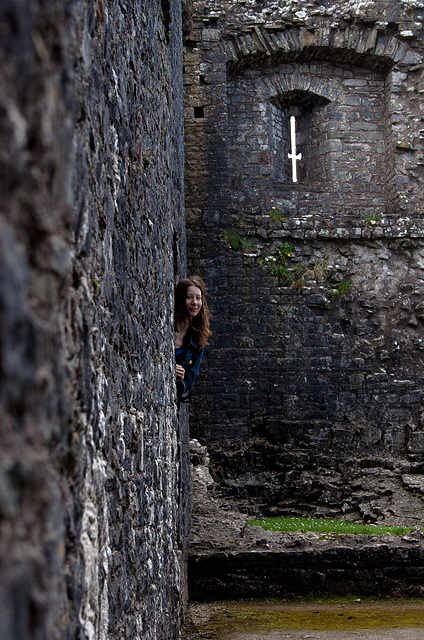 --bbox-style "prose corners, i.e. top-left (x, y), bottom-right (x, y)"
top-left (1, 0), bottom-right (188, 638)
